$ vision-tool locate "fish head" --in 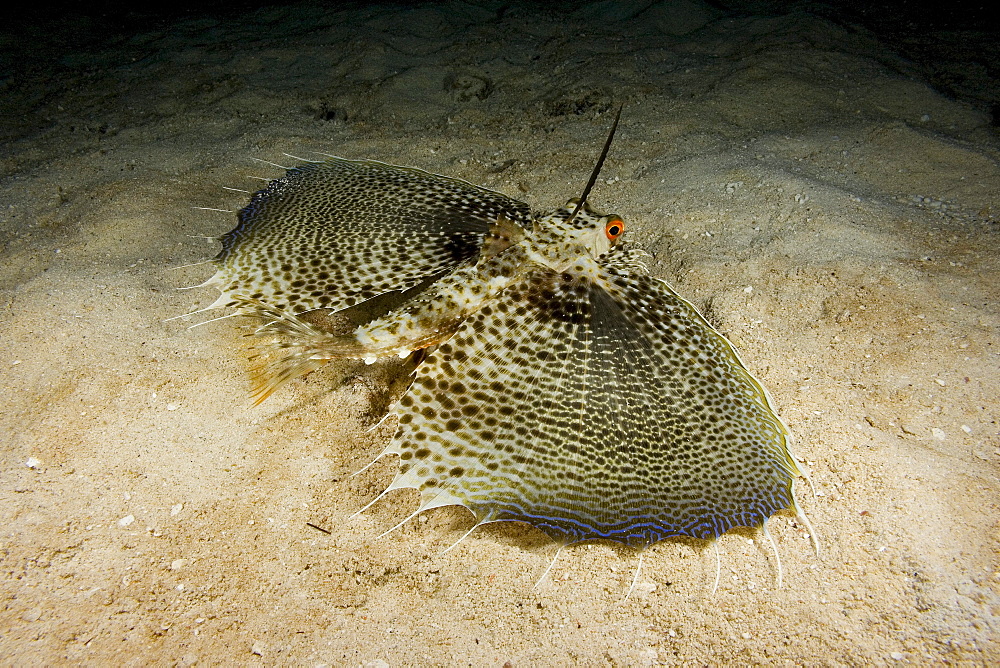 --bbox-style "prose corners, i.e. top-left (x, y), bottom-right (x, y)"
top-left (533, 197), bottom-right (625, 260)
